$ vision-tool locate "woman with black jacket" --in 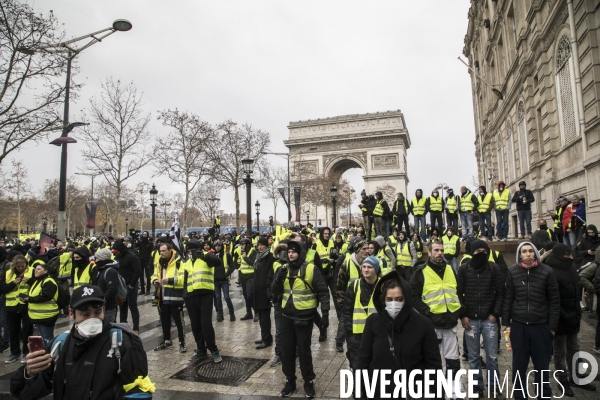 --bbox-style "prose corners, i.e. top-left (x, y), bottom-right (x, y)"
top-left (213, 241), bottom-right (235, 322)
top-left (357, 270), bottom-right (442, 399)
top-left (92, 248), bottom-right (120, 323)
top-left (25, 263), bottom-right (58, 344)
